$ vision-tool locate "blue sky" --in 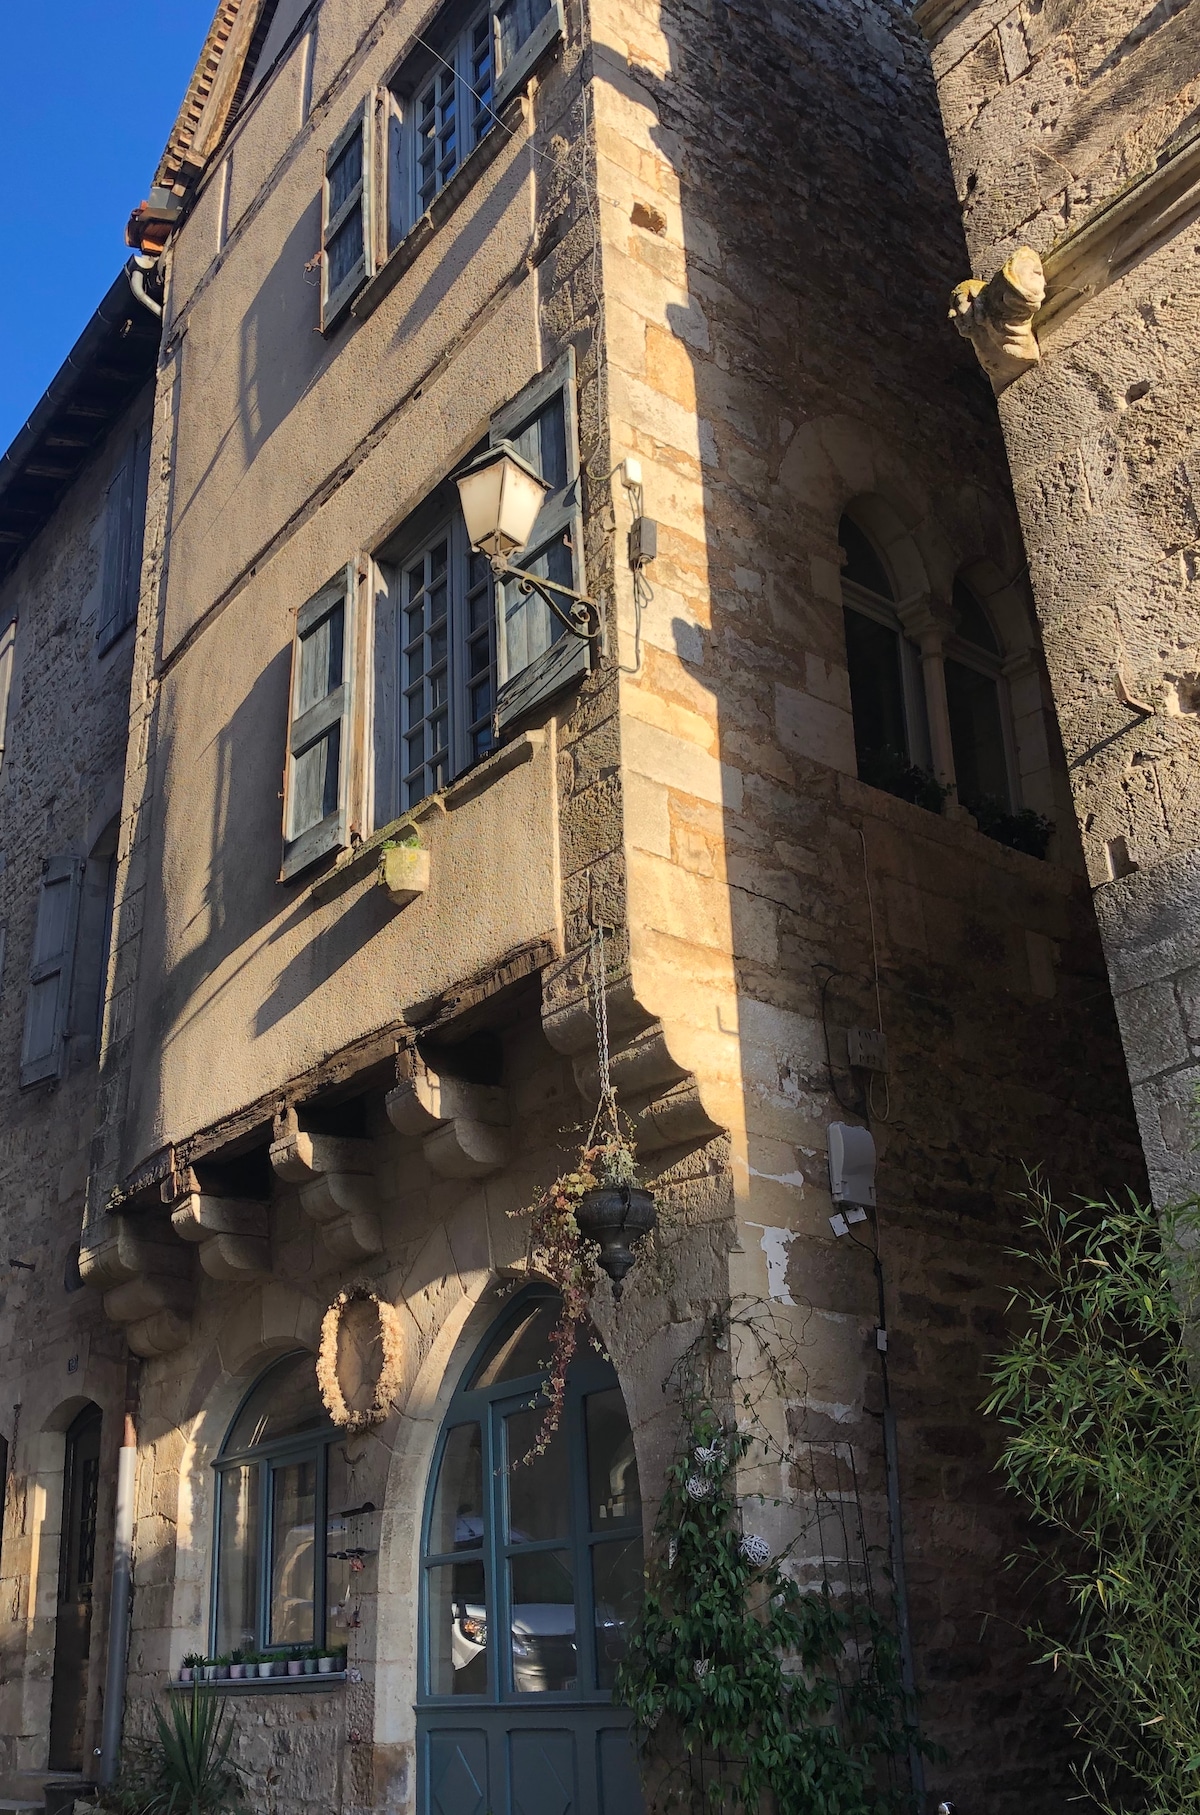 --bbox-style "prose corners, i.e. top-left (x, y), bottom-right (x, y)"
top-left (0, 1), bottom-right (217, 452)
